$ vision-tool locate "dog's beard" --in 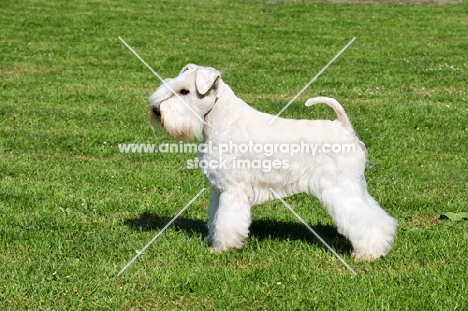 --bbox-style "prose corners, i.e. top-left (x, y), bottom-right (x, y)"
top-left (148, 104), bottom-right (203, 141)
